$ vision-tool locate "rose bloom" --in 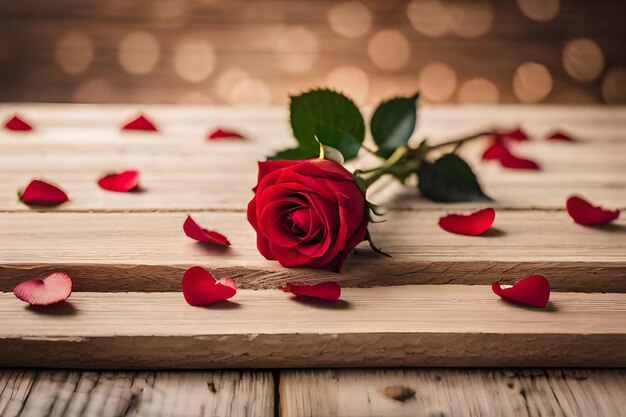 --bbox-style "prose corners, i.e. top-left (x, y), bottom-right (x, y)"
top-left (247, 159), bottom-right (368, 272)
